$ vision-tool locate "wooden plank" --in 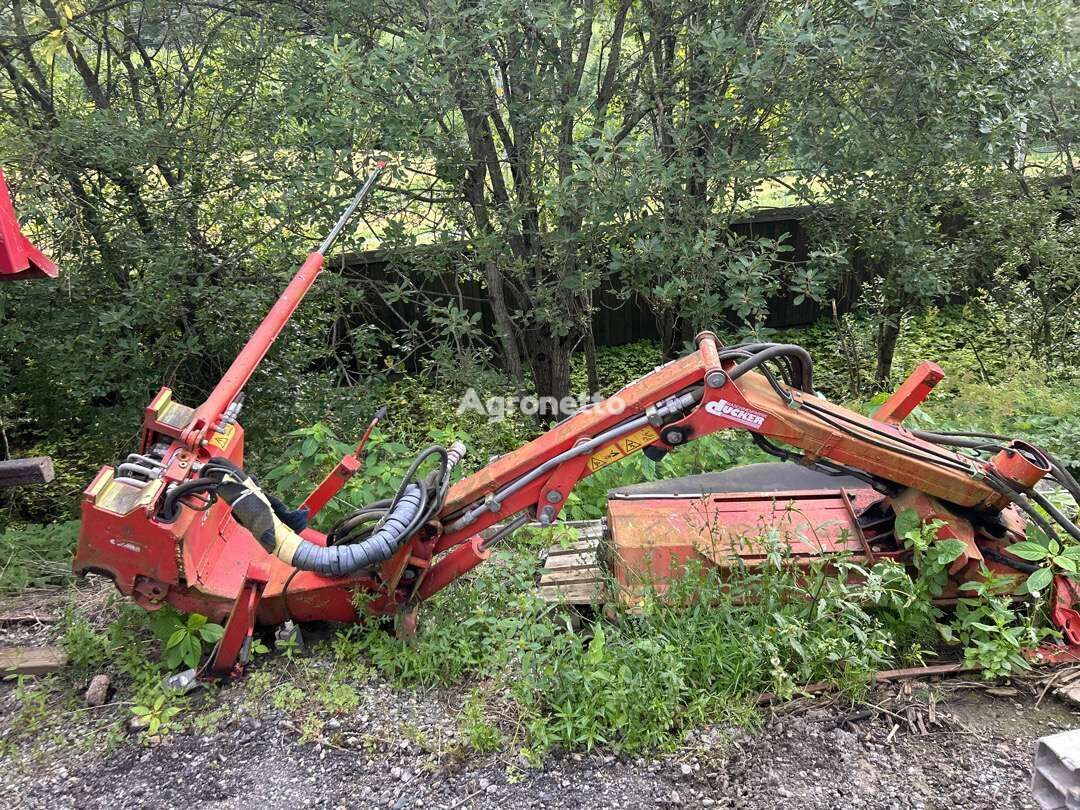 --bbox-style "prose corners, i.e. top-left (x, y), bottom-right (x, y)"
top-left (548, 542), bottom-right (600, 557)
top-left (539, 568), bottom-right (605, 585)
top-left (545, 552), bottom-right (599, 570)
top-left (0, 646), bottom-right (68, 676)
top-left (0, 457), bottom-right (54, 488)
top-left (540, 582), bottom-right (606, 603)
